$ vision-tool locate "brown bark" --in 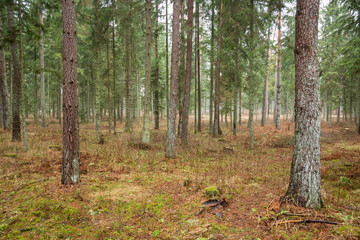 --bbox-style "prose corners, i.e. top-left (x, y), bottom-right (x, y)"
top-left (177, 0), bottom-right (185, 137)
top-left (0, 13), bottom-right (9, 130)
top-left (166, 0), bottom-right (180, 158)
top-left (209, 0), bottom-right (215, 133)
top-left (61, 0), bottom-right (80, 185)
top-left (284, 0), bottom-right (323, 209)
top-left (154, 2), bottom-right (160, 130)
top-left (275, 8), bottom-right (282, 130)
top-left (181, 0), bottom-right (194, 145)
top-left (213, 1), bottom-right (223, 137)
top-left (196, 0), bottom-right (201, 132)
top-left (7, 0), bottom-right (21, 141)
